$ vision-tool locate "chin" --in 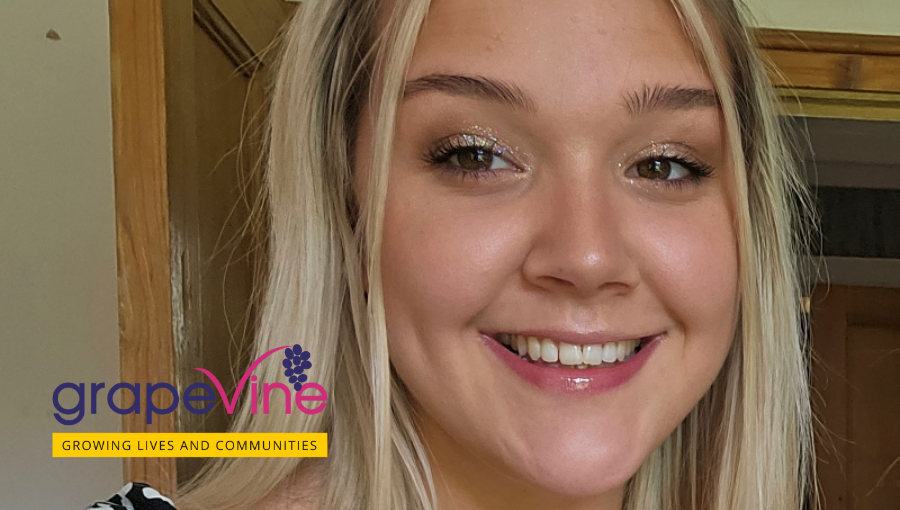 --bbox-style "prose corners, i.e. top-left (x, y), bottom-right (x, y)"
top-left (503, 426), bottom-right (649, 497)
